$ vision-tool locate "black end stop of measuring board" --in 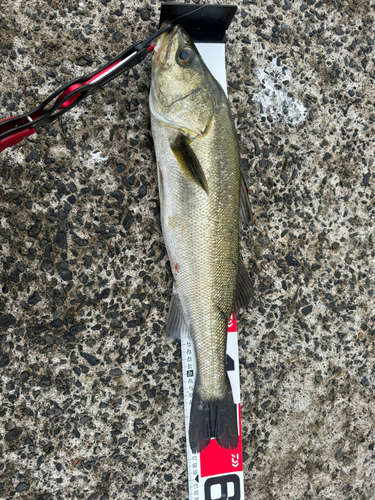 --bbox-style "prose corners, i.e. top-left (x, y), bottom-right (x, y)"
top-left (159, 4), bottom-right (237, 43)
